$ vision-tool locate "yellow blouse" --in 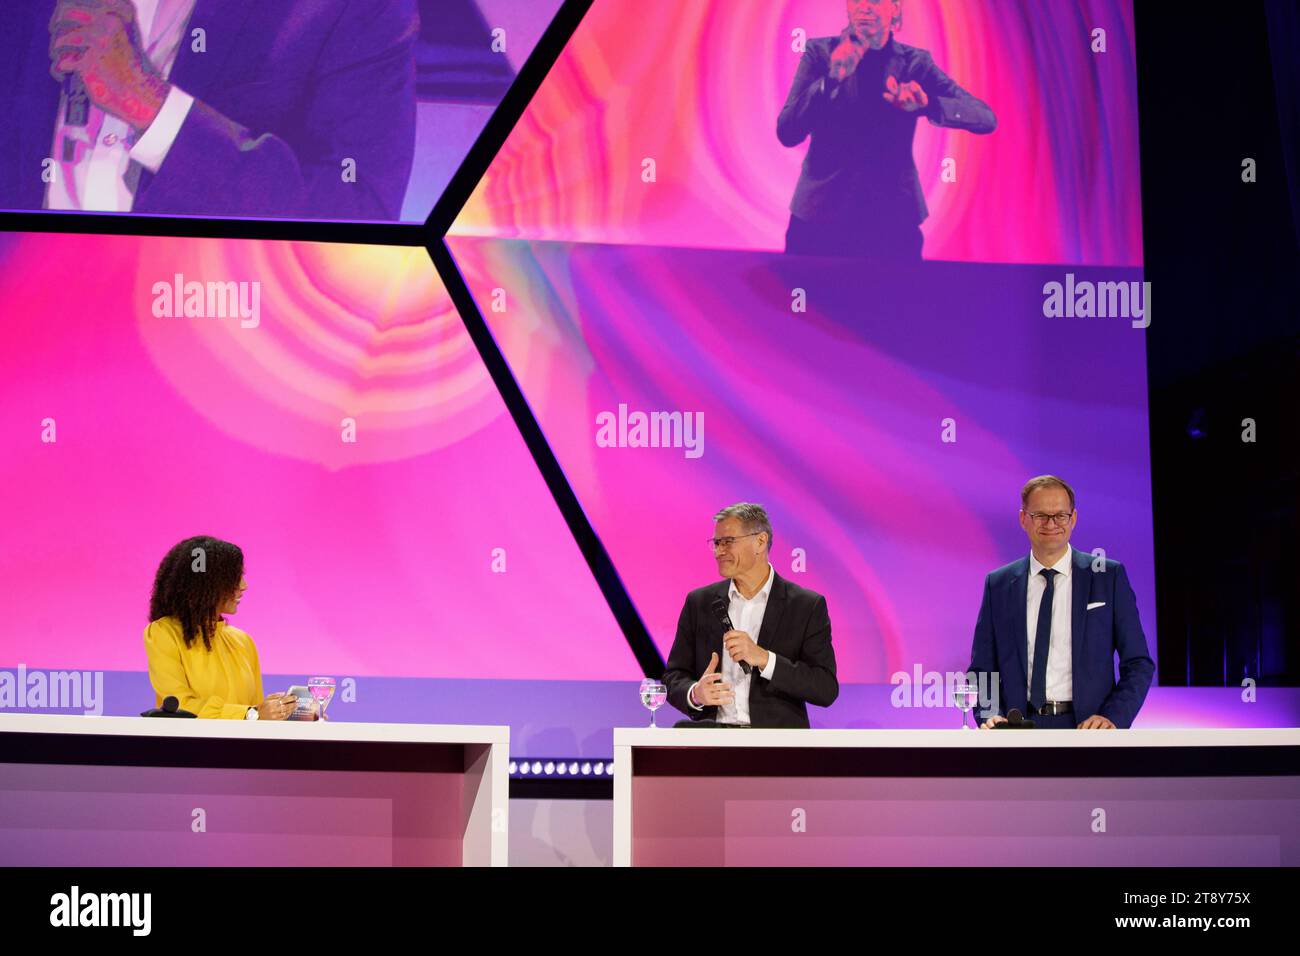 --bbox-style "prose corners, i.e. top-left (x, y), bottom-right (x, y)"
top-left (143, 616), bottom-right (264, 719)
